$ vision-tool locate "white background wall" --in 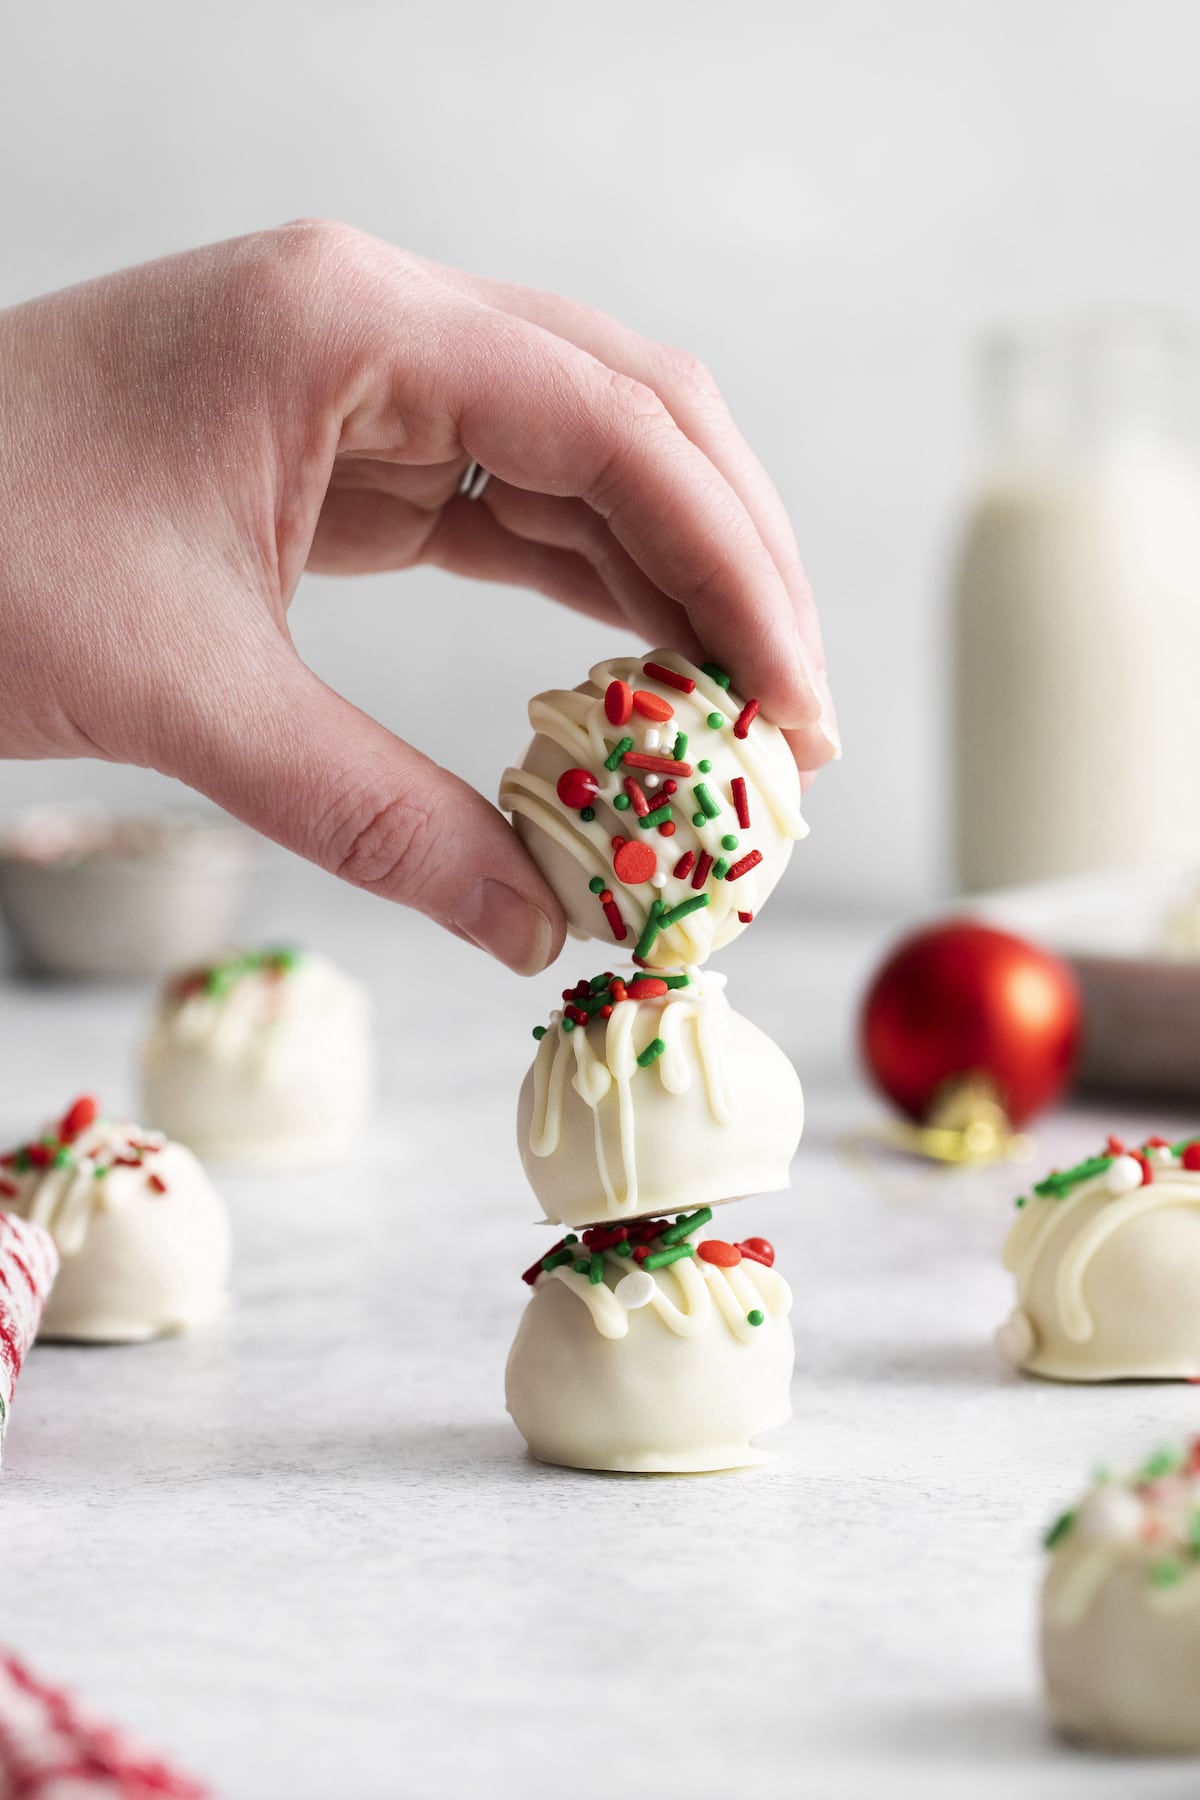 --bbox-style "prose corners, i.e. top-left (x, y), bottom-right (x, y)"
top-left (2, 0), bottom-right (1199, 907)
